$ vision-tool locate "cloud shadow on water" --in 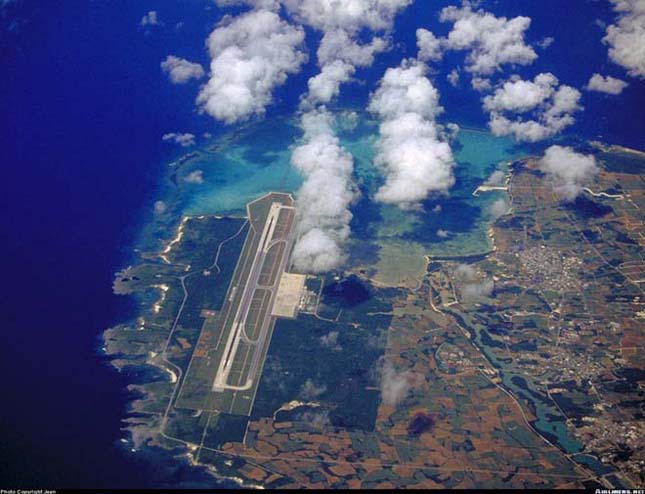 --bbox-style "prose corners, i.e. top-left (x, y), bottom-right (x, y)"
top-left (239, 118), bottom-right (300, 167)
top-left (347, 184), bottom-right (384, 267)
top-left (402, 198), bottom-right (482, 245)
